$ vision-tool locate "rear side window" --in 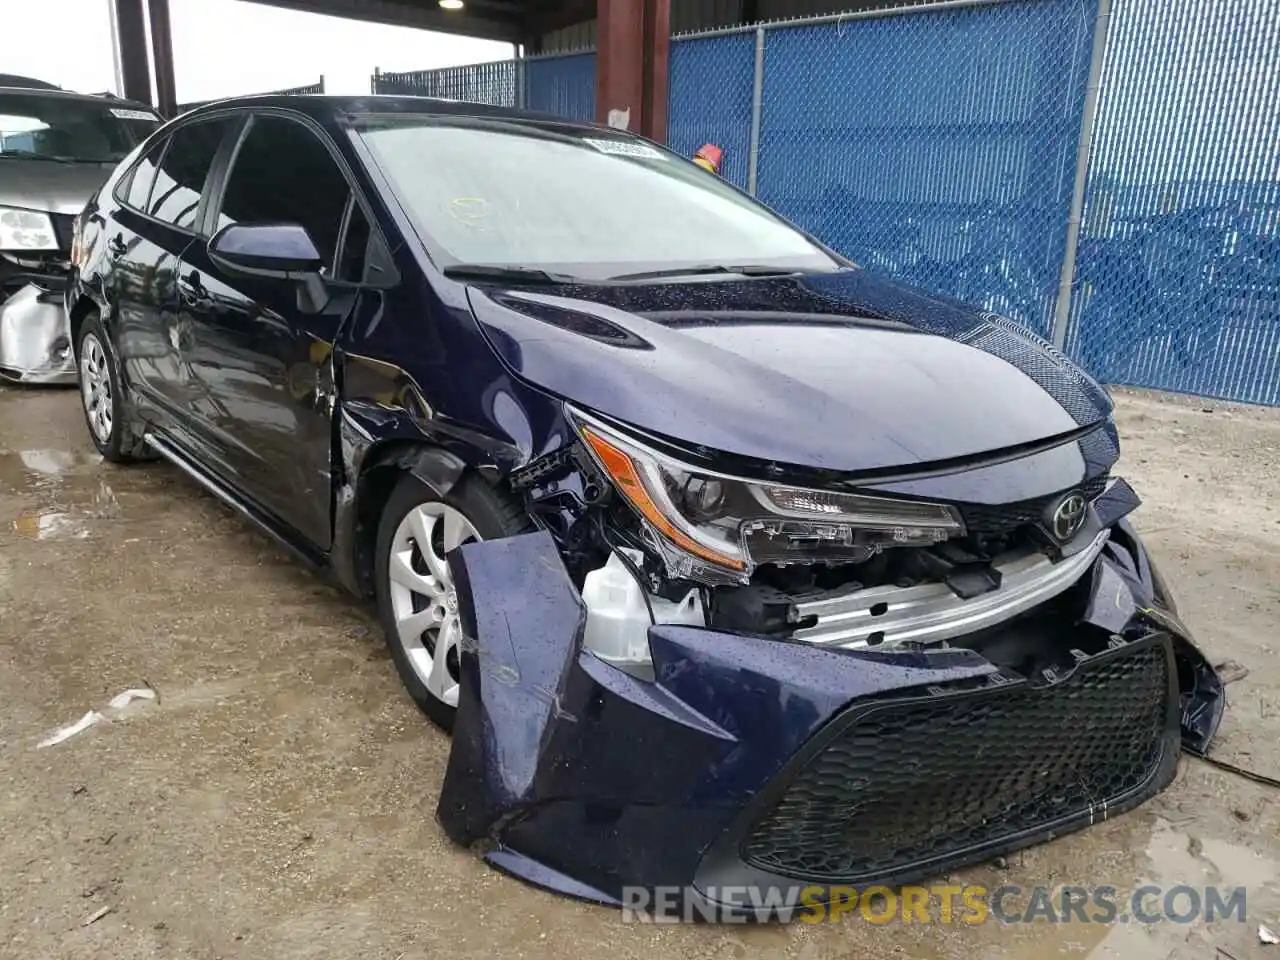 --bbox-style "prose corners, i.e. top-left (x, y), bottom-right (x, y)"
top-left (146, 117), bottom-right (234, 230)
top-left (215, 115), bottom-right (349, 267)
top-left (124, 141), bottom-right (163, 211)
